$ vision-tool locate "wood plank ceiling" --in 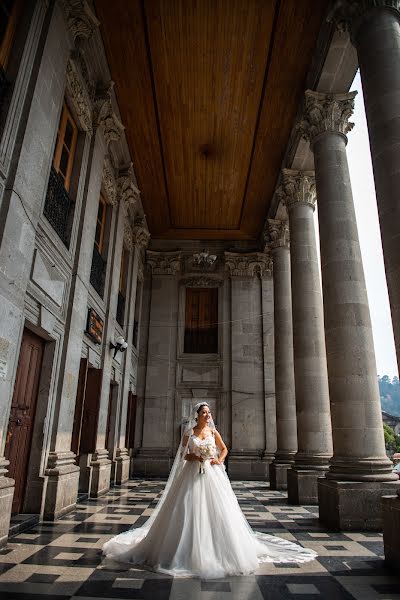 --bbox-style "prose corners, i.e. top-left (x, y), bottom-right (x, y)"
top-left (95, 0), bottom-right (328, 240)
